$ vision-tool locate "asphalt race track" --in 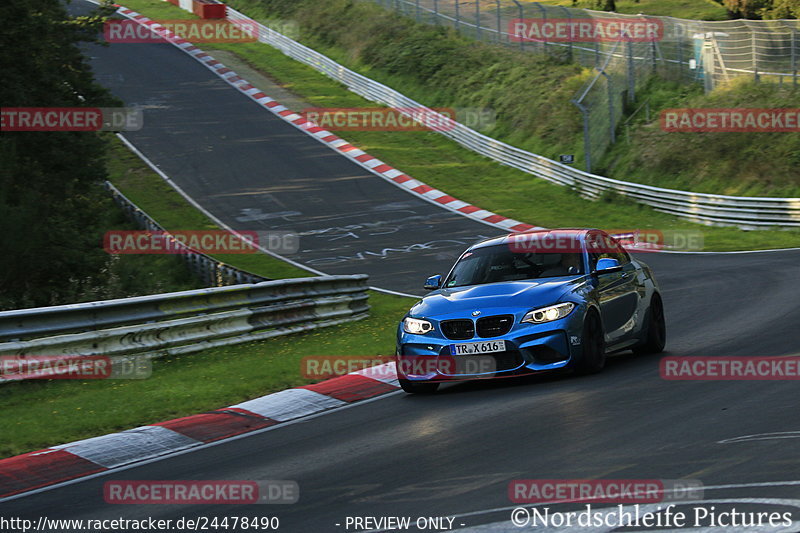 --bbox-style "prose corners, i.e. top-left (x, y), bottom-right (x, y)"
top-left (2, 1), bottom-right (798, 530)
top-left (75, 1), bottom-right (505, 295)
